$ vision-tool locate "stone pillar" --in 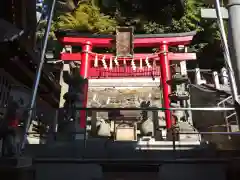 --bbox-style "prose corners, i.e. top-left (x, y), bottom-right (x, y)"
top-left (213, 71), bottom-right (220, 89)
